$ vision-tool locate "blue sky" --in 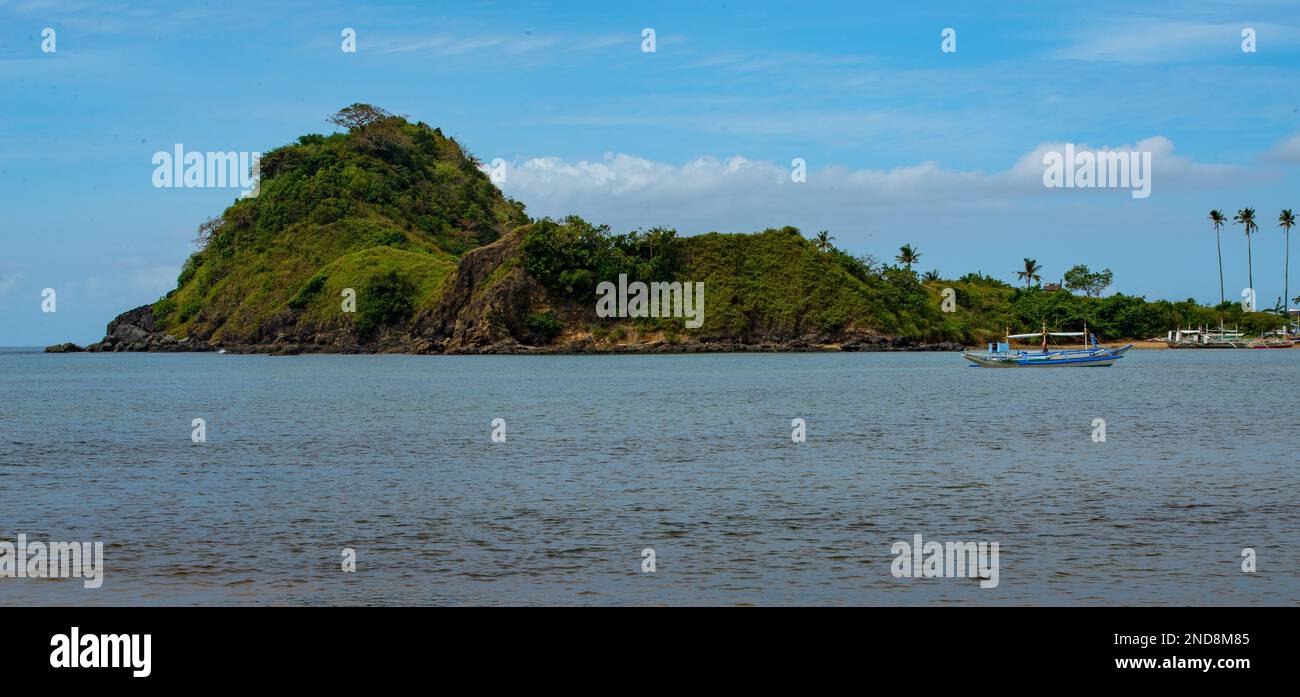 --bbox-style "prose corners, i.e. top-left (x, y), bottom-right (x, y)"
top-left (2, 0), bottom-right (1299, 345)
